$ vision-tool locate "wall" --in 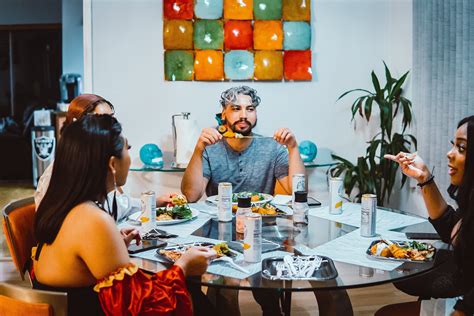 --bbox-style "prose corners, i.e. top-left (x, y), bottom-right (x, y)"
top-left (87, 0), bottom-right (416, 211)
top-left (62, 0), bottom-right (84, 78)
top-left (0, 0), bottom-right (61, 24)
